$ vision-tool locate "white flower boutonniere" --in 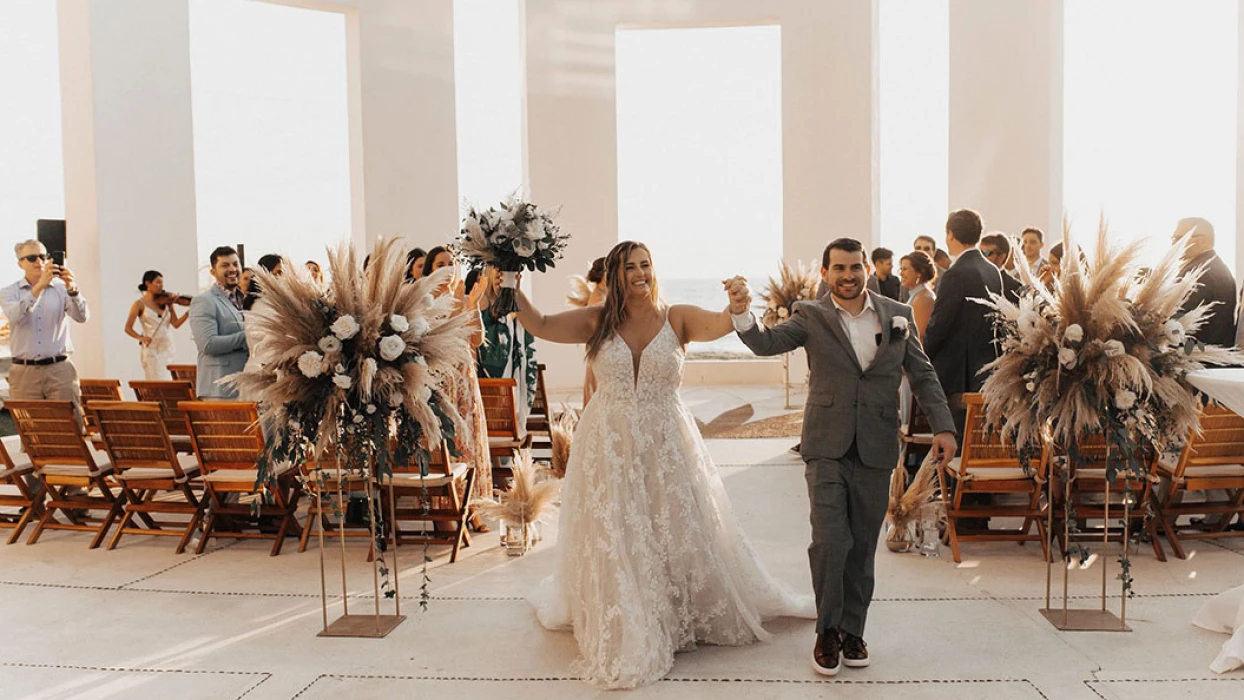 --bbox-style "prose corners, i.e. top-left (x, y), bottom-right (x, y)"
top-left (891, 316), bottom-right (910, 341)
